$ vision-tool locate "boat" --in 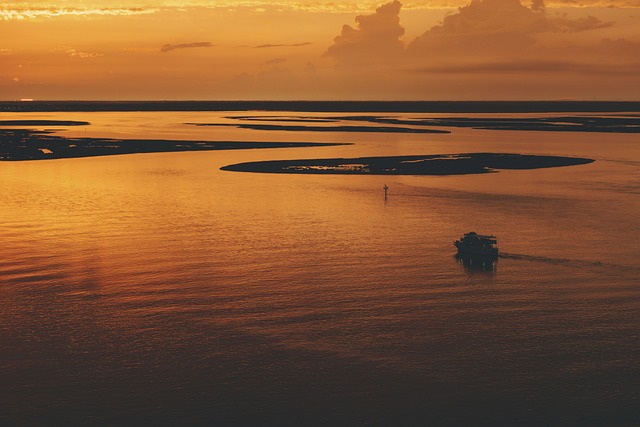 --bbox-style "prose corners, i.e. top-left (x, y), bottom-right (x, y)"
top-left (454, 232), bottom-right (498, 258)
